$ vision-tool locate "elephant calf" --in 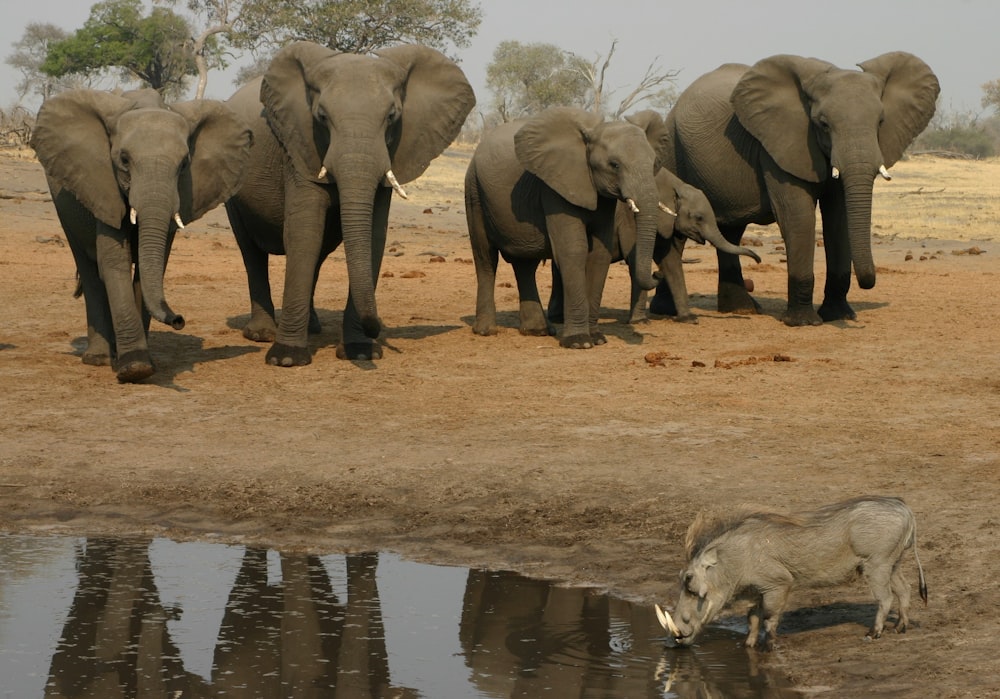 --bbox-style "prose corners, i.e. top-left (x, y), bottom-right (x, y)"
top-left (549, 166), bottom-right (761, 325)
